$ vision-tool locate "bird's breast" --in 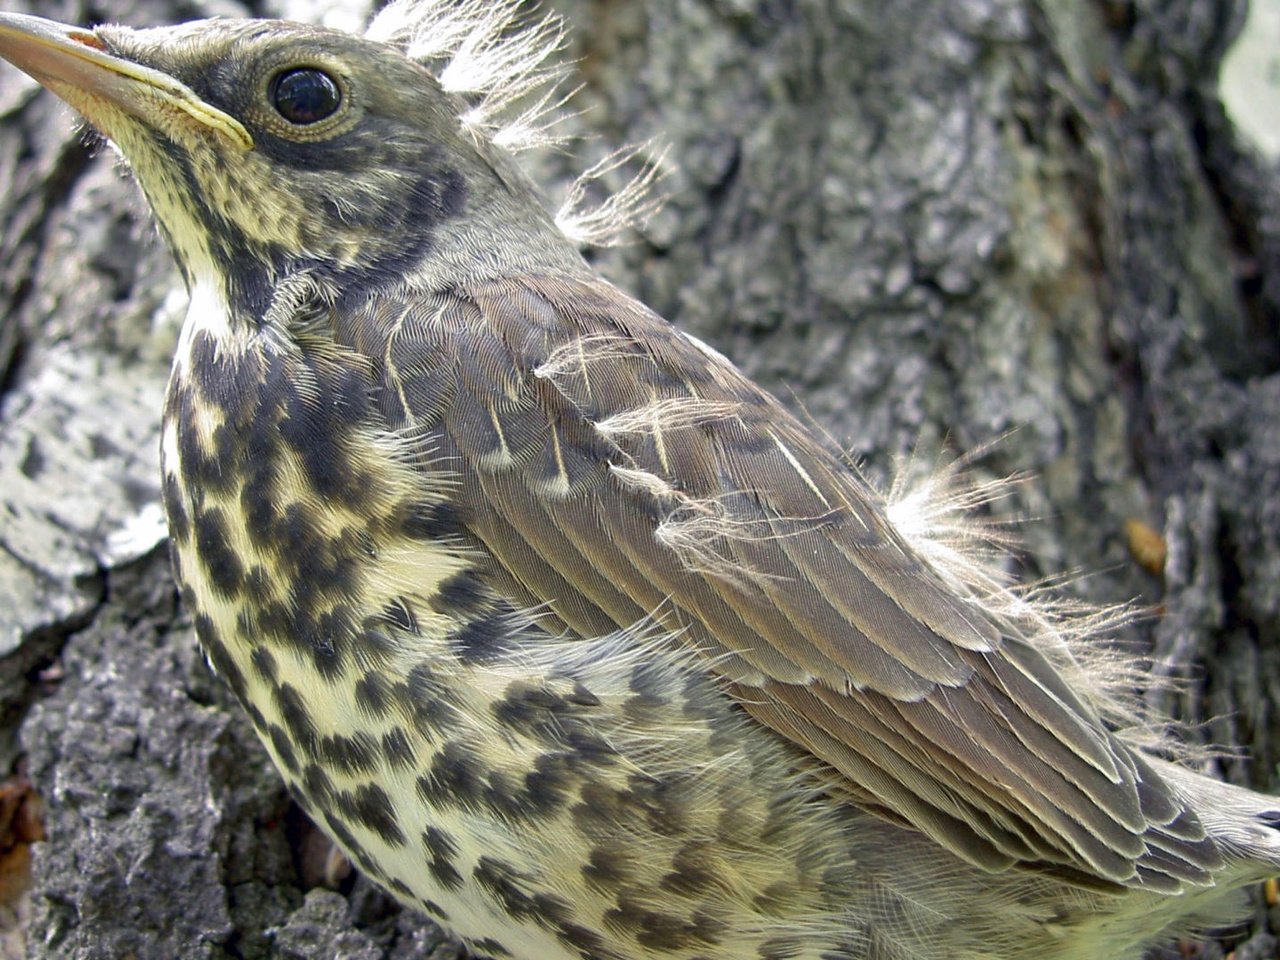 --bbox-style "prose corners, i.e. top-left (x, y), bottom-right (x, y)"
top-left (152, 289), bottom-right (883, 960)
top-left (157, 296), bottom-right (499, 892)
